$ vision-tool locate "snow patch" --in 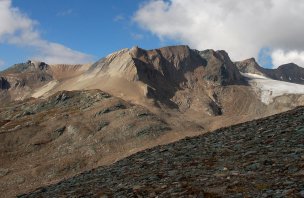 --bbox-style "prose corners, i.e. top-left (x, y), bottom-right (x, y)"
top-left (242, 73), bottom-right (304, 104)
